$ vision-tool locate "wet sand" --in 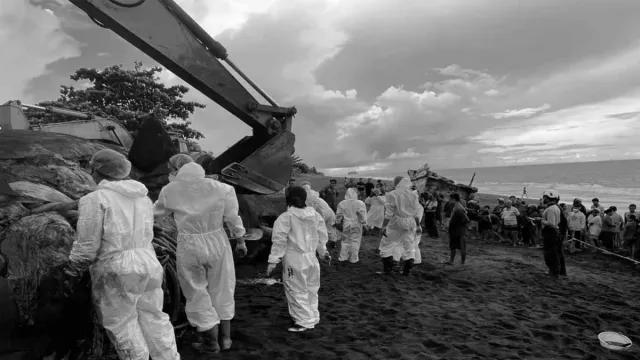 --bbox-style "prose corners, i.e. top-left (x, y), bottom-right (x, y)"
top-left (178, 232), bottom-right (640, 360)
